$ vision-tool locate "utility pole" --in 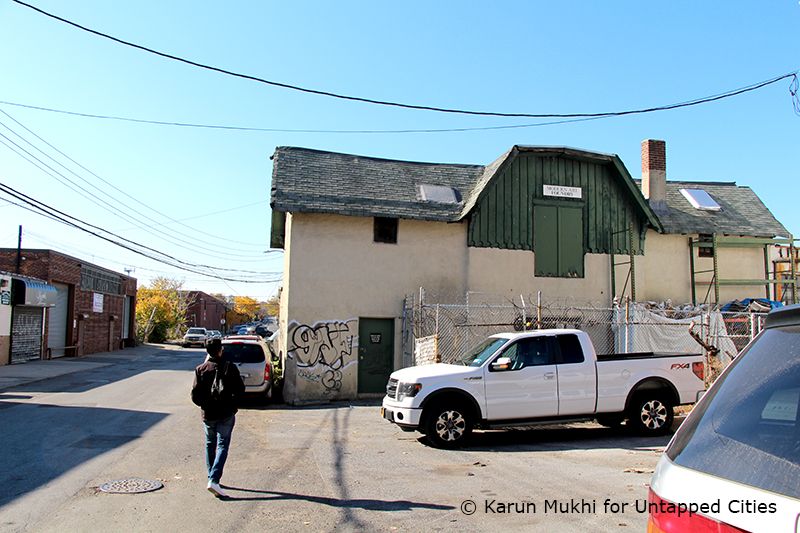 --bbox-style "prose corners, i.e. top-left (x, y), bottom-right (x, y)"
top-left (15, 225), bottom-right (22, 274)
